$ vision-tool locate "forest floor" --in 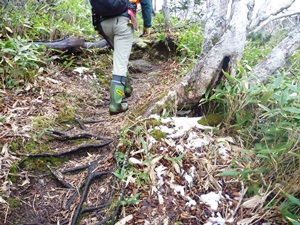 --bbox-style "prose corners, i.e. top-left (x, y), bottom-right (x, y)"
top-left (0, 48), bottom-right (286, 225)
